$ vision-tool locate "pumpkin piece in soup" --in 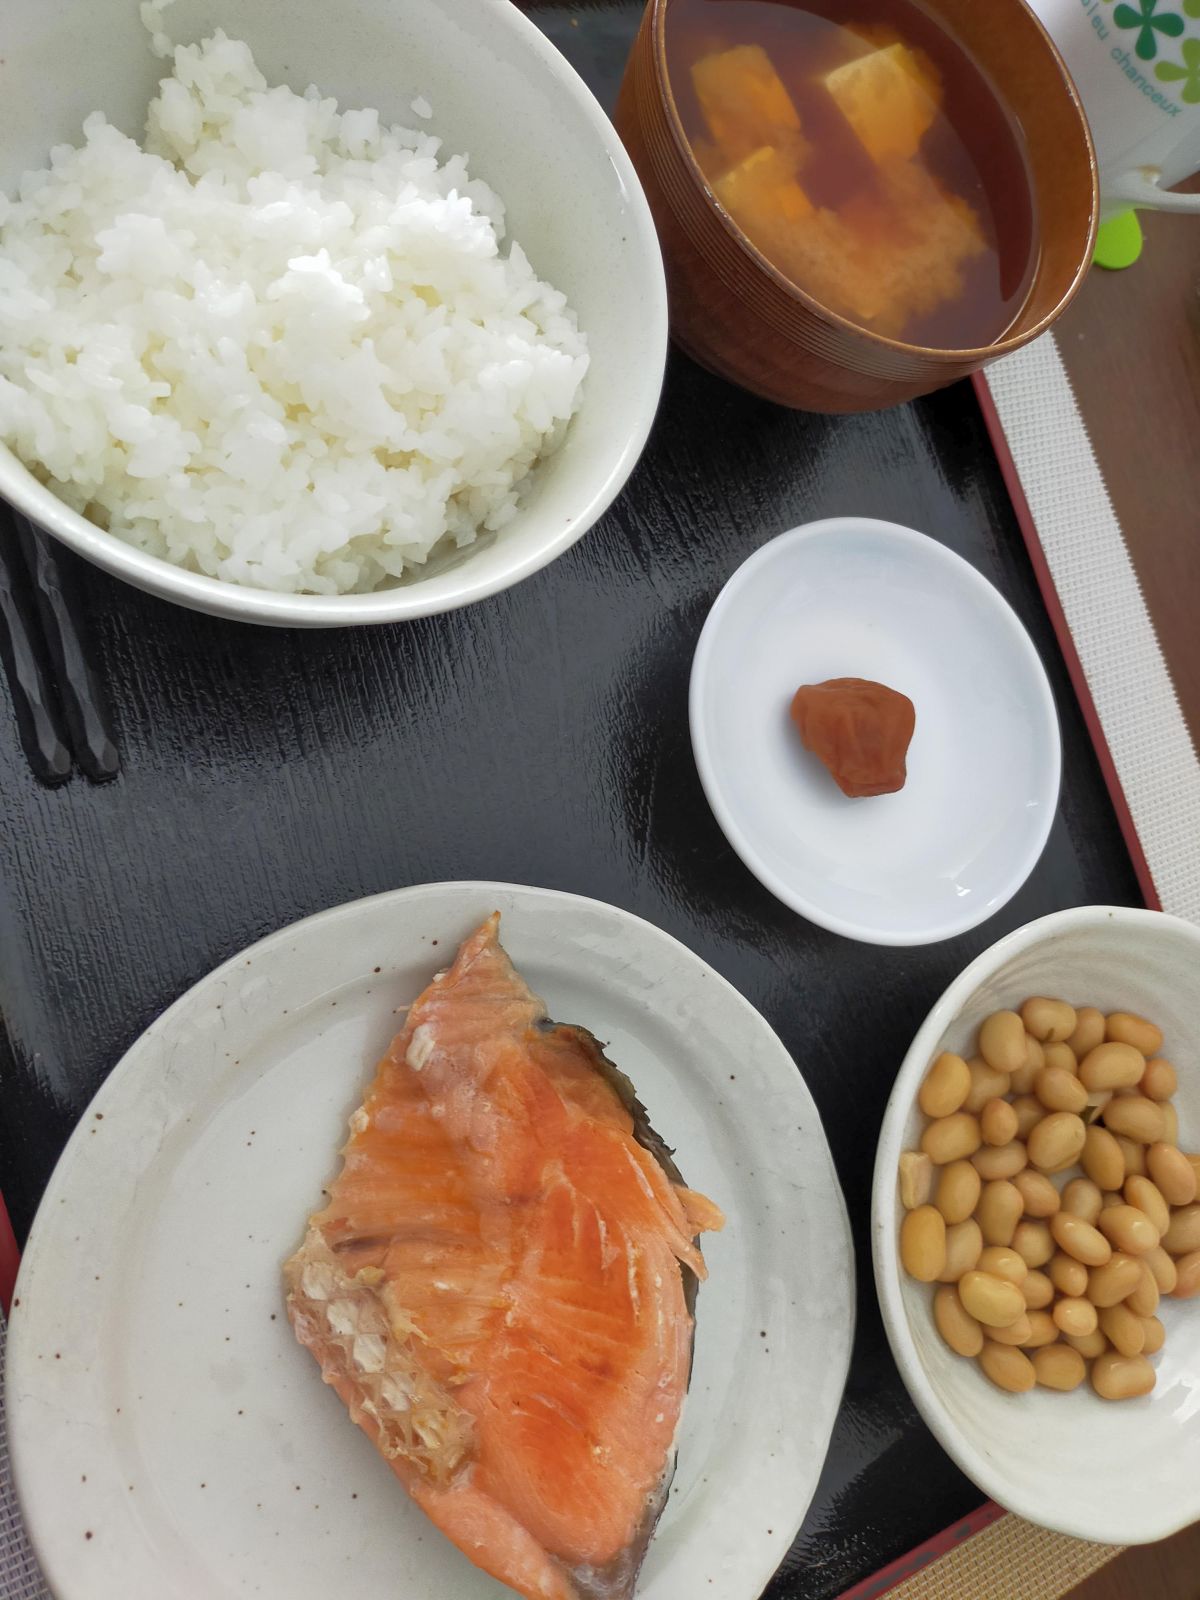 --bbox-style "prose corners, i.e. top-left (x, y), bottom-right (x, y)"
top-left (790, 677), bottom-right (916, 798)
top-left (853, 161), bottom-right (987, 335)
top-left (714, 146), bottom-right (814, 231)
top-left (775, 161), bottom-right (985, 339)
top-left (692, 44), bottom-right (809, 168)
top-left (761, 205), bottom-right (892, 327)
top-left (823, 42), bottom-right (942, 165)
top-left (884, 160), bottom-right (986, 261)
